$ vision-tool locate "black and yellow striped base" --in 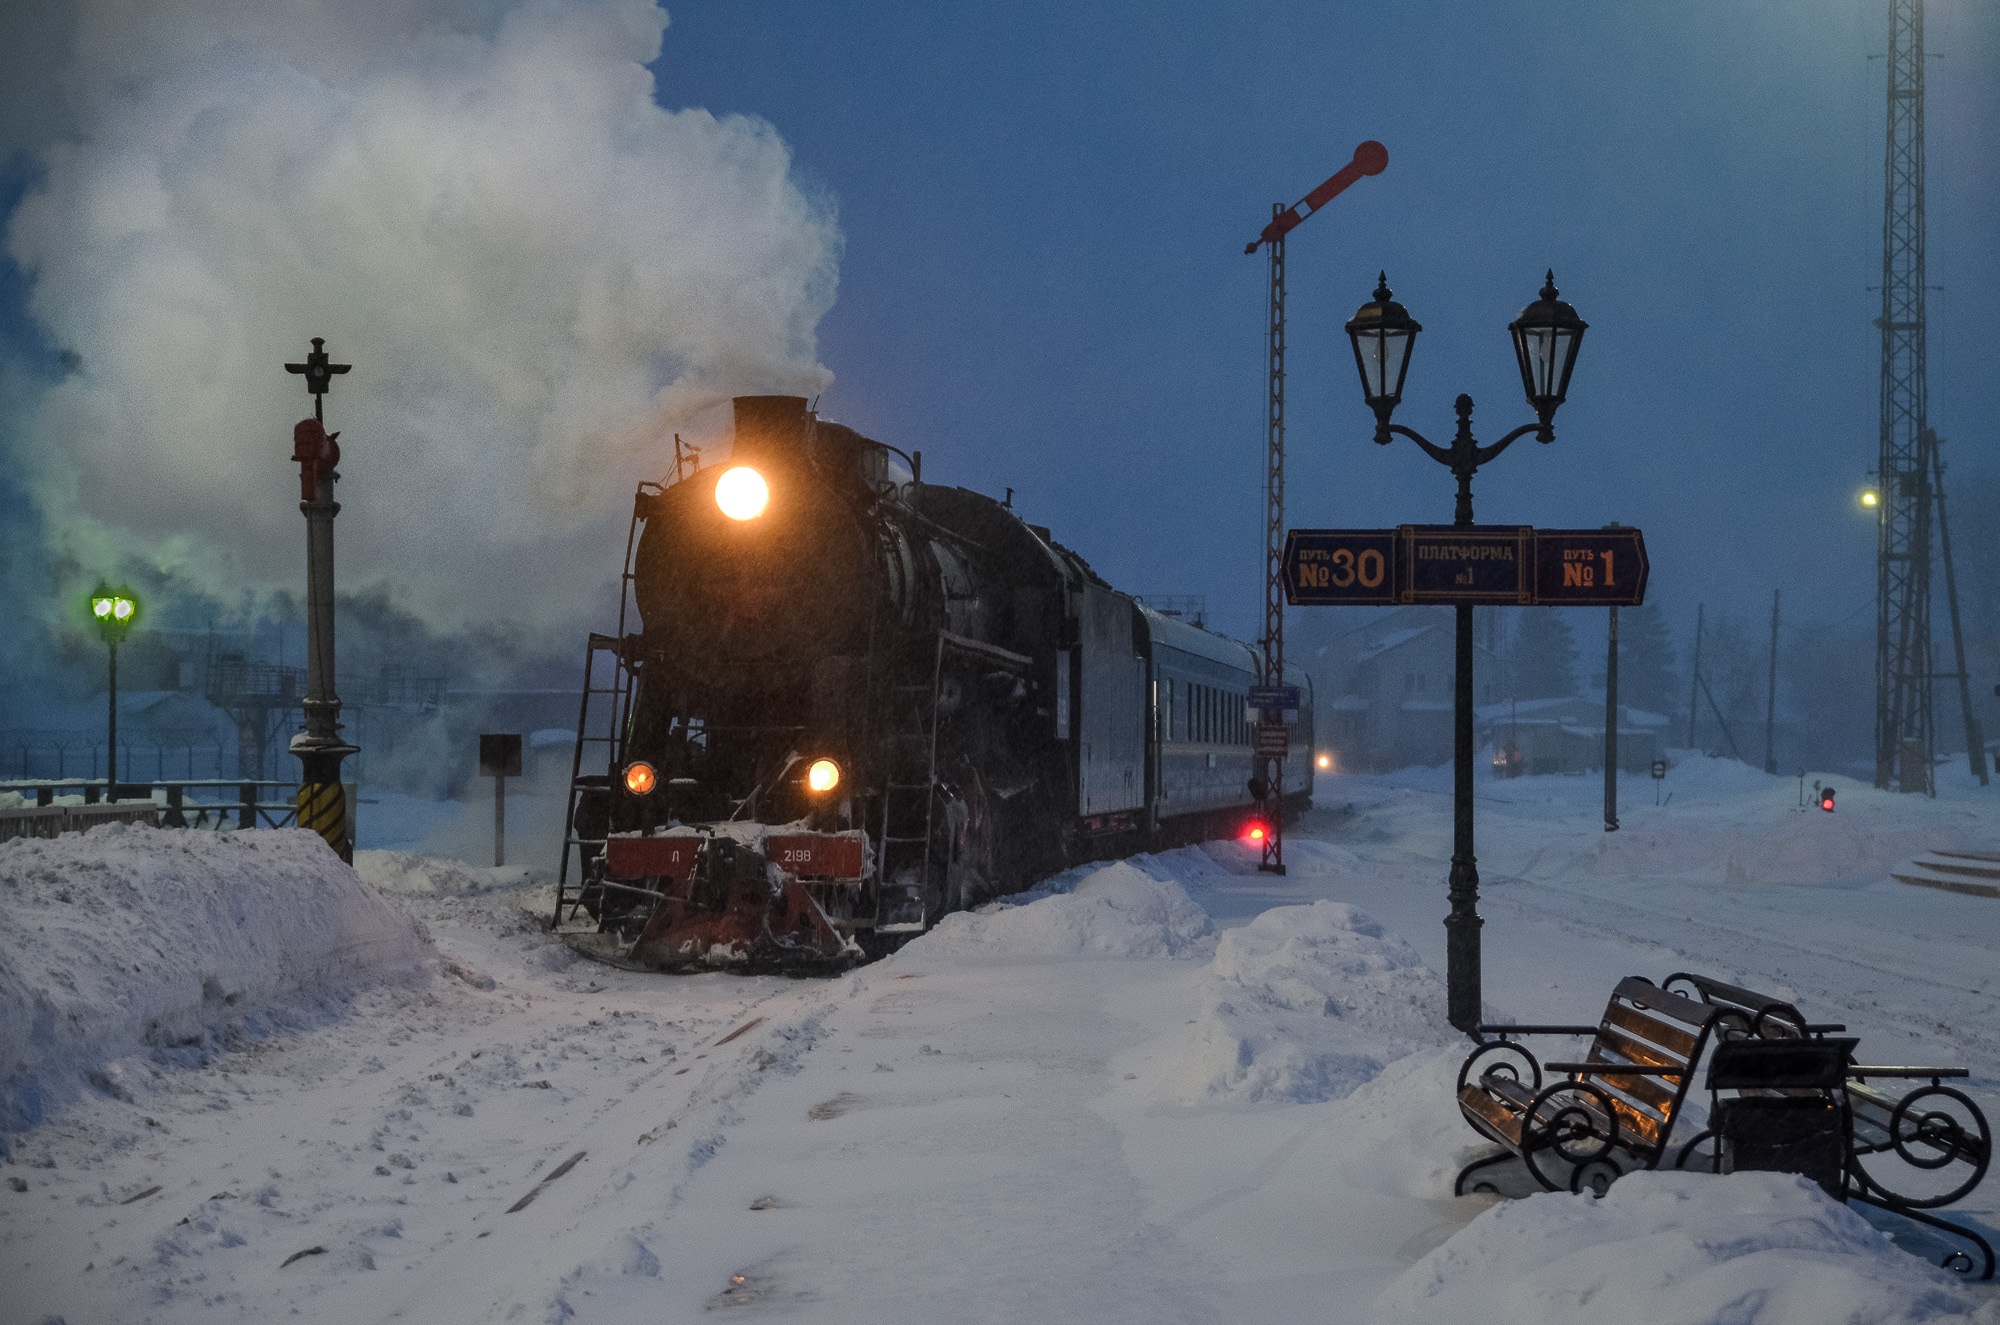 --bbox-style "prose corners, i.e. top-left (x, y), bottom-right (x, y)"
top-left (297, 782), bottom-right (349, 860)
